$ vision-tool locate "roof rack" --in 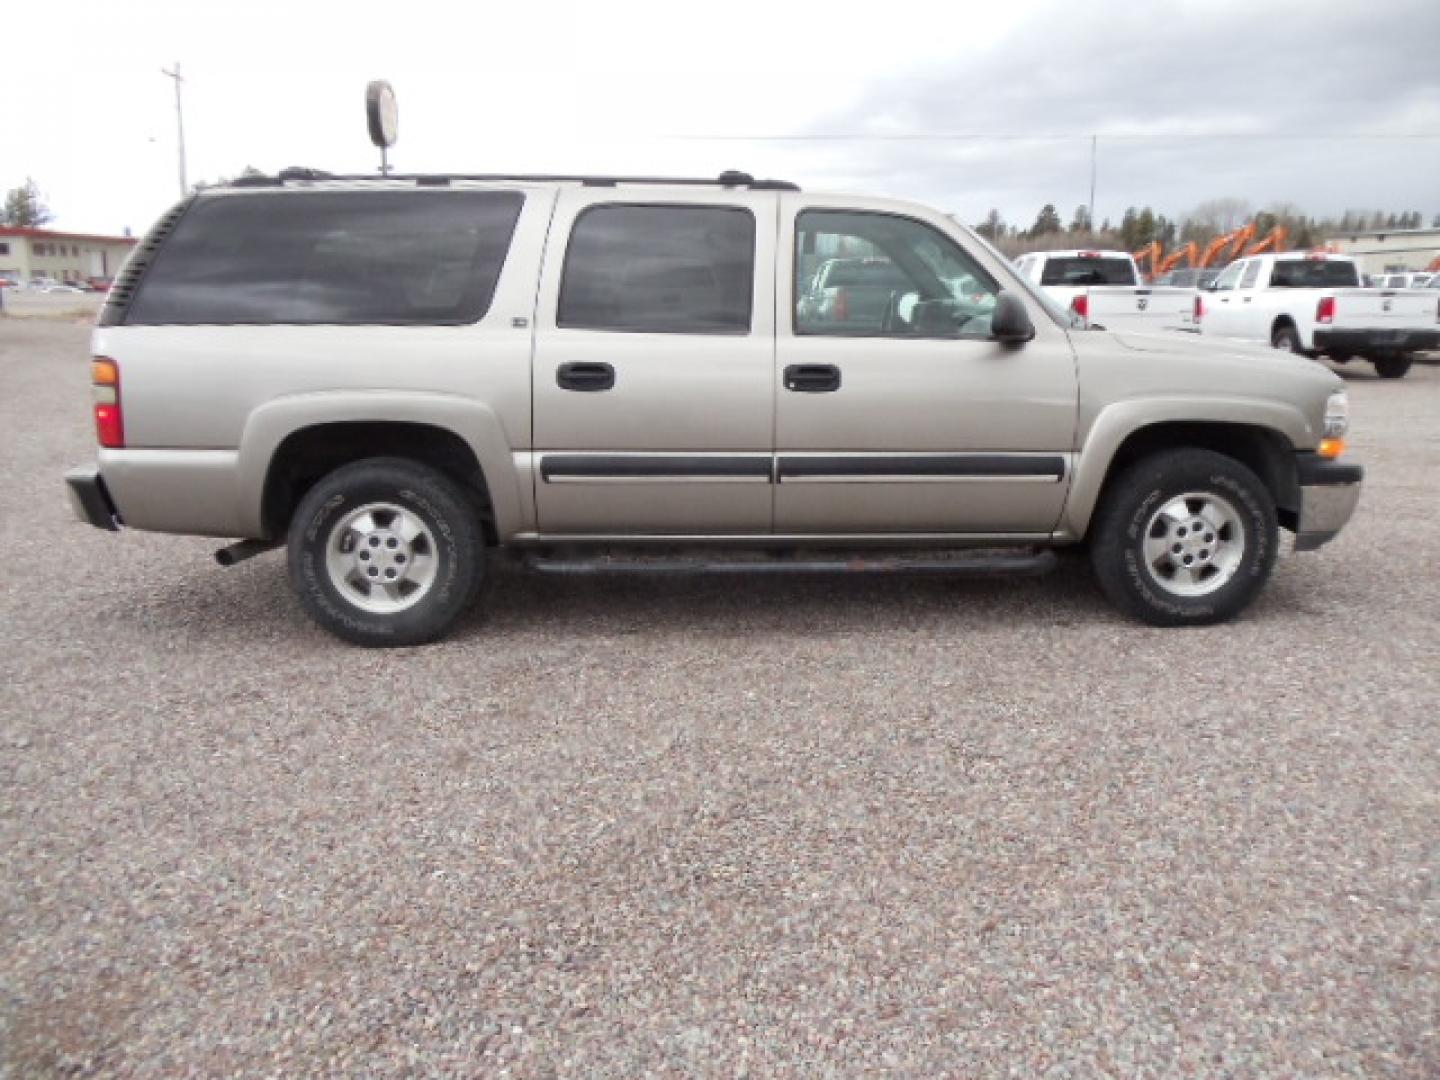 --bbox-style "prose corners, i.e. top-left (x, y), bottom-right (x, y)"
top-left (230, 168), bottom-right (799, 192)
